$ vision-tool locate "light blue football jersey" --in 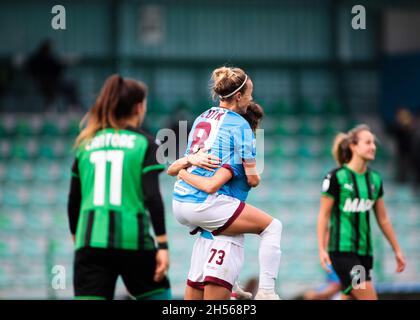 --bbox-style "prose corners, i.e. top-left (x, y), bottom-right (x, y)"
top-left (218, 163), bottom-right (251, 202)
top-left (173, 106), bottom-right (256, 203)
